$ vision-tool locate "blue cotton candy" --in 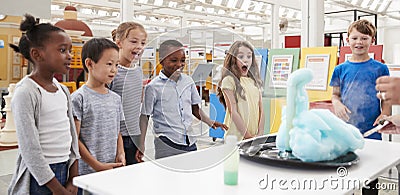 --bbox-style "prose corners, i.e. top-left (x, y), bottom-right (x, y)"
top-left (276, 69), bottom-right (364, 162)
